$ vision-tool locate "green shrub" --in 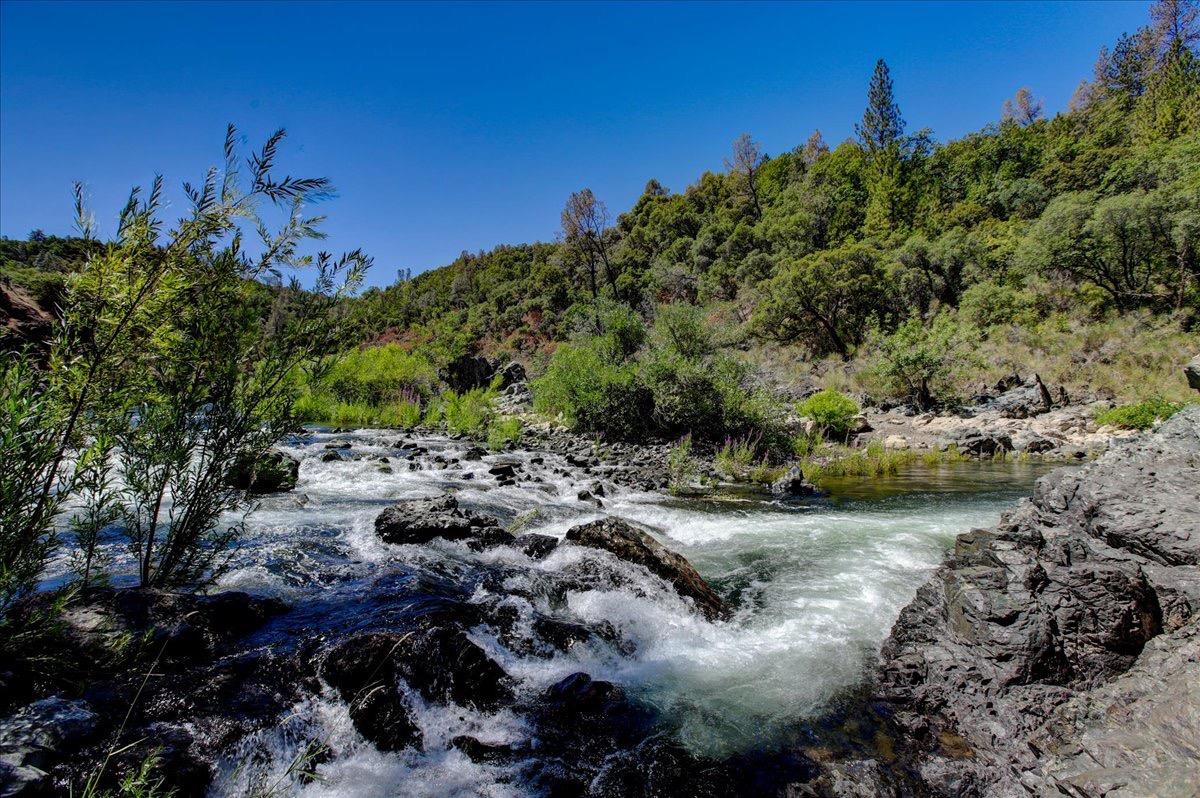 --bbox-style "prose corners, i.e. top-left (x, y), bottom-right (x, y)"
top-left (796, 388), bottom-right (859, 441)
top-left (714, 434), bottom-right (760, 479)
top-left (666, 434), bottom-right (699, 494)
top-left (442, 388), bottom-right (494, 436)
top-left (958, 281), bottom-right (1033, 328)
top-left (324, 344), bottom-right (435, 405)
top-left (293, 392), bottom-right (421, 429)
top-left (374, 400), bottom-right (423, 428)
top-left (532, 341), bottom-right (648, 439)
top-left (1095, 397), bottom-right (1183, 430)
top-left (869, 315), bottom-right (977, 410)
top-left (487, 417), bottom-right (522, 450)
top-left (640, 304), bottom-right (788, 449)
